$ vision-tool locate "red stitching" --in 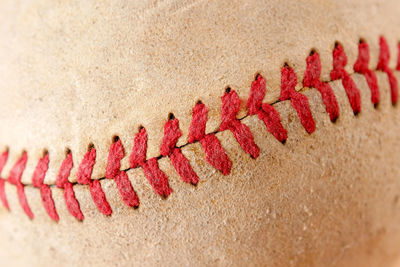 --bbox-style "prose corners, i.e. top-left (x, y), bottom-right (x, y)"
top-left (354, 40), bottom-right (380, 106)
top-left (114, 171), bottom-right (139, 208)
top-left (8, 152), bottom-right (34, 219)
top-left (0, 150), bottom-right (9, 210)
top-left (247, 74), bottom-right (287, 143)
top-left (220, 89), bottom-right (260, 158)
top-left (77, 148), bottom-right (112, 216)
top-left (161, 117), bottom-right (200, 185)
top-left (0, 36), bottom-right (398, 221)
top-left (32, 153), bottom-right (59, 221)
top-left (331, 43), bottom-right (362, 114)
top-left (130, 128), bottom-right (173, 197)
top-left (189, 102), bottom-right (232, 175)
top-left (377, 36), bottom-right (398, 105)
top-left (106, 138), bottom-right (124, 179)
top-left (303, 51), bottom-right (340, 122)
top-left (56, 152), bottom-right (84, 221)
top-left (280, 65), bottom-right (316, 134)
top-left (106, 138), bottom-right (139, 208)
